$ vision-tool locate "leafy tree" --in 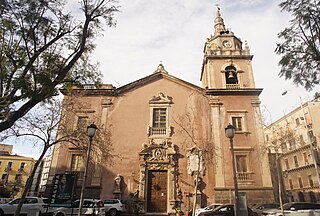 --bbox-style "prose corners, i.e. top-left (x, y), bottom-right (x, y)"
top-left (6, 97), bottom-right (113, 216)
top-left (0, 0), bottom-right (119, 132)
top-left (275, 0), bottom-right (320, 90)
